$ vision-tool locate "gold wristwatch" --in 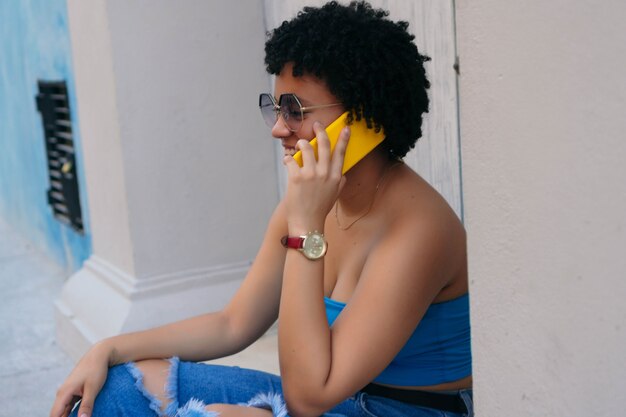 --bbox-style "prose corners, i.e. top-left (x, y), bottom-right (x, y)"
top-left (281, 231), bottom-right (328, 260)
